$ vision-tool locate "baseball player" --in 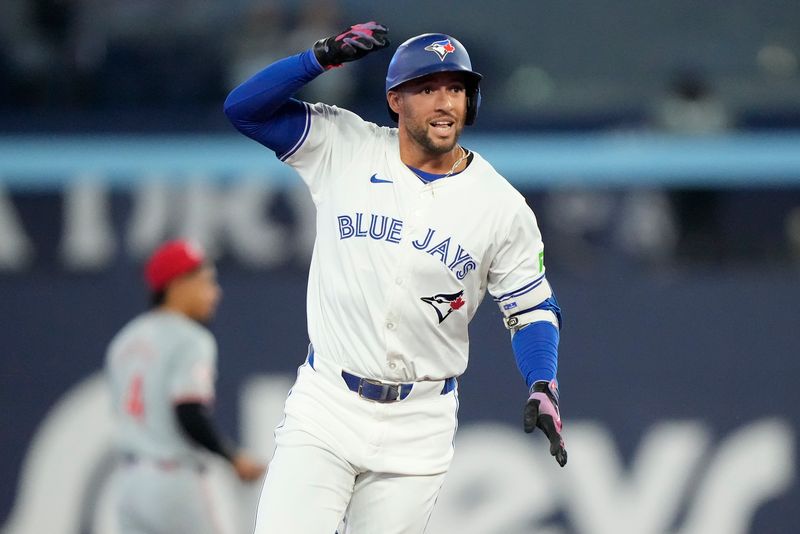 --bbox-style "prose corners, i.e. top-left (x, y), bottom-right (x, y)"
top-left (105, 240), bottom-right (266, 534)
top-left (224, 23), bottom-right (567, 533)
